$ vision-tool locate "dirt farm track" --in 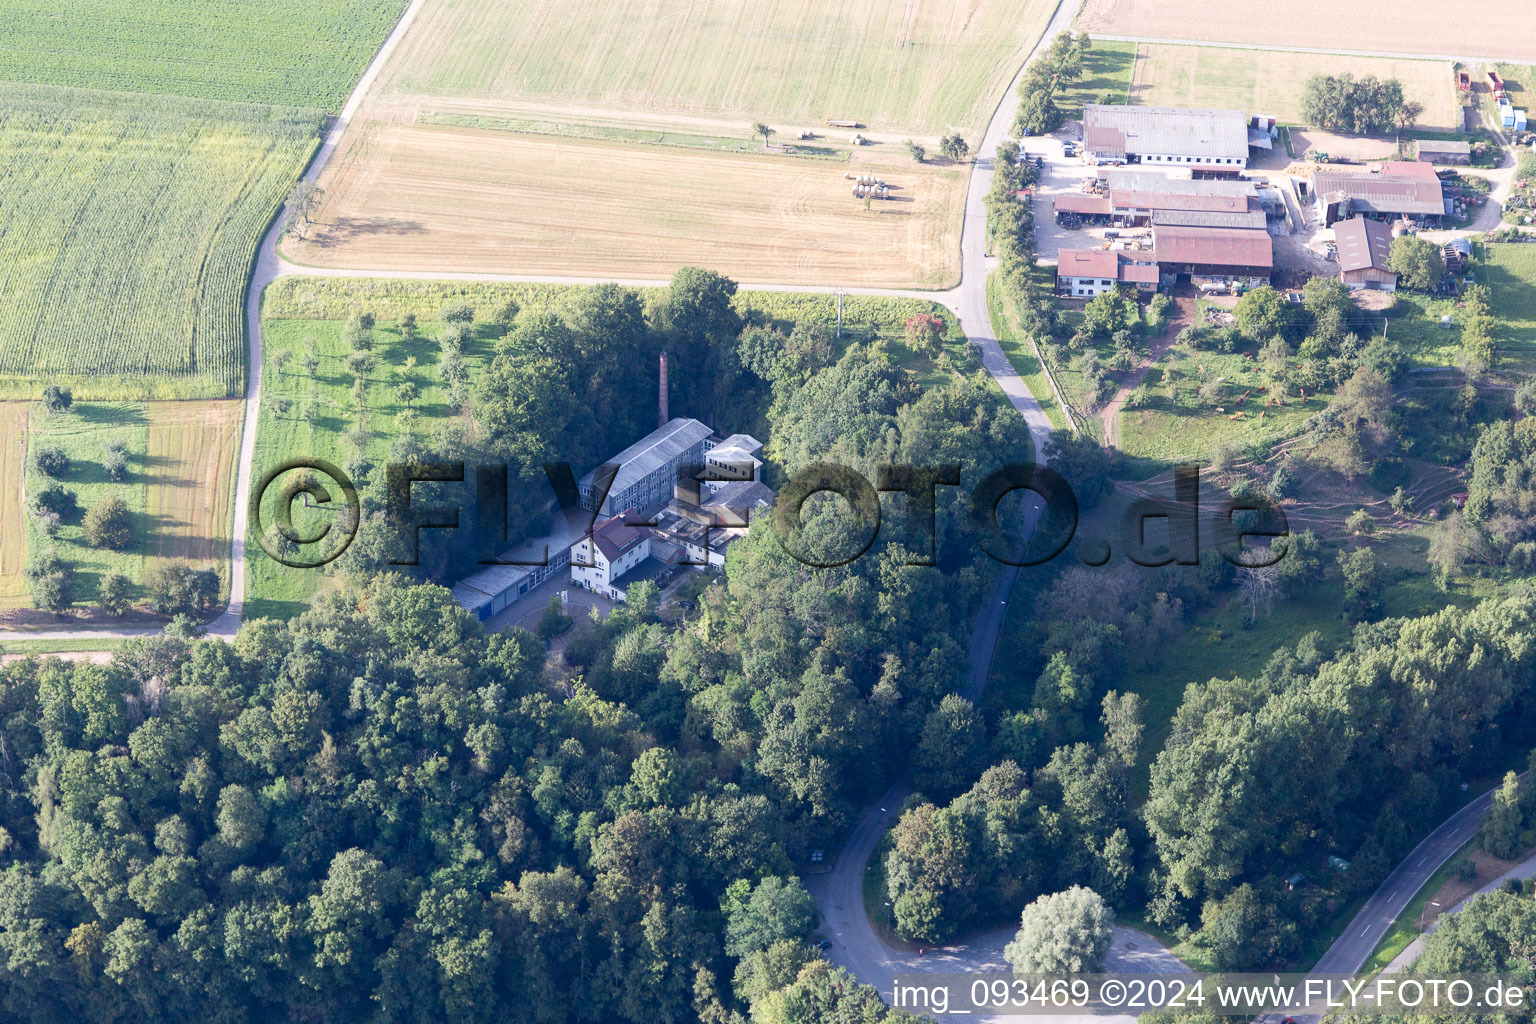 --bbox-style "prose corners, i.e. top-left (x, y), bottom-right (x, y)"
top-left (1079, 0), bottom-right (1536, 61)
